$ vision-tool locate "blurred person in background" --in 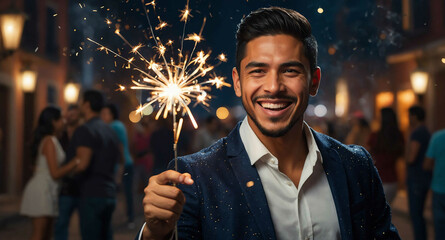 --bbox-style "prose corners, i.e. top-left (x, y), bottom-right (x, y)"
top-left (69, 90), bottom-right (121, 240)
top-left (406, 105), bottom-right (432, 240)
top-left (423, 128), bottom-right (445, 240)
top-left (101, 103), bottom-right (135, 228)
top-left (367, 107), bottom-right (404, 204)
top-left (150, 118), bottom-right (174, 175)
top-left (54, 104), bottom-right (83, 240)
top-left (345, 112), bottom-right (370, 147)
top-left (191, 115), bottom-right (222, 152)
top-left (20, 106), bottom-right (80, 240)
top-left (59, 104), bottom-right (82, 152)
top-left (132, 116), bottom-right (154, 193)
